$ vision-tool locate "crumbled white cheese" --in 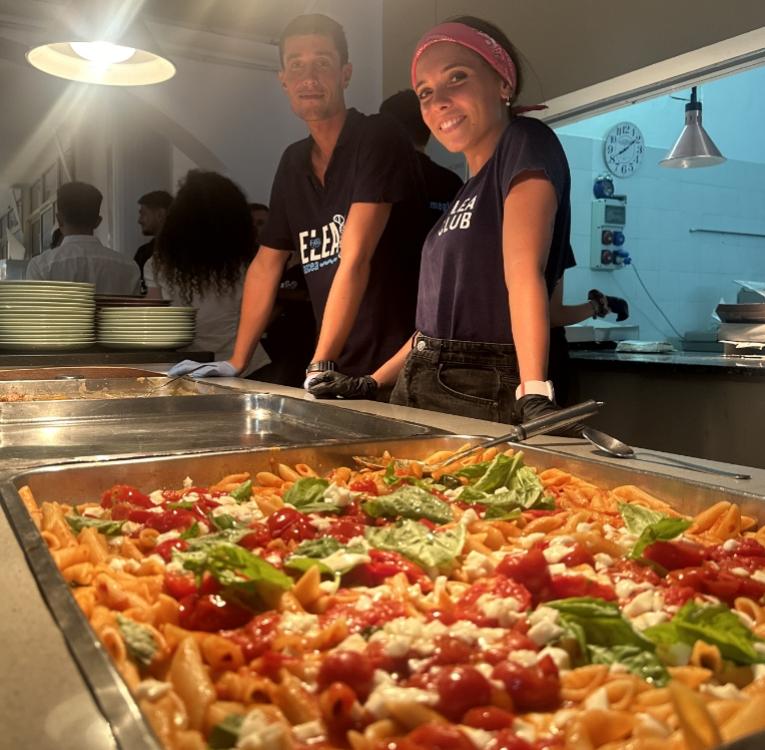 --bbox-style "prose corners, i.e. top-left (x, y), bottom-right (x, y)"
top-left (722, 539), bottom-right (739, 552)
top-left (615, 579), bottom-right (651, 599)
top-left (310, 515), bottom-right (334, 532)
top-left (134, 679), bottom-right (171, 702)
top-left (444, 486), bottom-right (464, 501)
top-left (519, 532), bottom-right (545, 548)
top-left (576, 522), bottom-right (593, 533)
top-left (461, 727), bottom-right (494, 749)
top-left (635, 713), bottom-right (670, 737)
top-left (237, 708), bottom-right (289, 750)
top-left (182, 476), bottom-right (193, 489)
top-left (508, 649), bottom-right (538, 668)
top-left (623, 590), bottom-right (662, 619)
top-left (211, 501), bottom-right (263, 525)
top-left (527, 606), bottom-right (564, 646)
top-left (631, 611), bottom-right (668, 631)
top-left (584, 685), bottom-right (610, 710)
top-left (702, 682), bottom-right (745, 701)
top-left (477, 594), bottom-right (522, 626)
top-left (121, 521), bottom-right (141, 534)
top-left (323, 483), bottom-right (358, 508)
top-left (542, 536), bottom-right (576, 564)
top-left (322, 550), bottom-right (371, 573)
top-left (149, 490), bottom-right (165, 506)
top-left (365, 685), bottom-right (437, 719)
top-left (537, 646), bottom-right (570, 671)
top-left (752, 569), bottom-right (765, 584)
top-left (547, 563), bottom-right (567, 575)
top-left (319, 578), bottom-right (340, 595)
top-left (730, 567), bottom-right (750, 577)
top-left (336, 634), bottom-right (368, 653)
top-left (109, 557), bottom-right (140, 573)
top-left (512, 719), bottom-right (537, 743)
top-left (155, 530), bottom-right (180, 544)
top-left (594, 553), bottom-right (614, 570)
top-left (292, 720), bottom-right (325, 742)
top-left (462, 550), bottom-right (496, 581)
top-left (280, 611), bottom-right (320, 636)
top-left (81, 506), bottom-right (105, 518)
top-left (460, 508), bottom-right (479, 526)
